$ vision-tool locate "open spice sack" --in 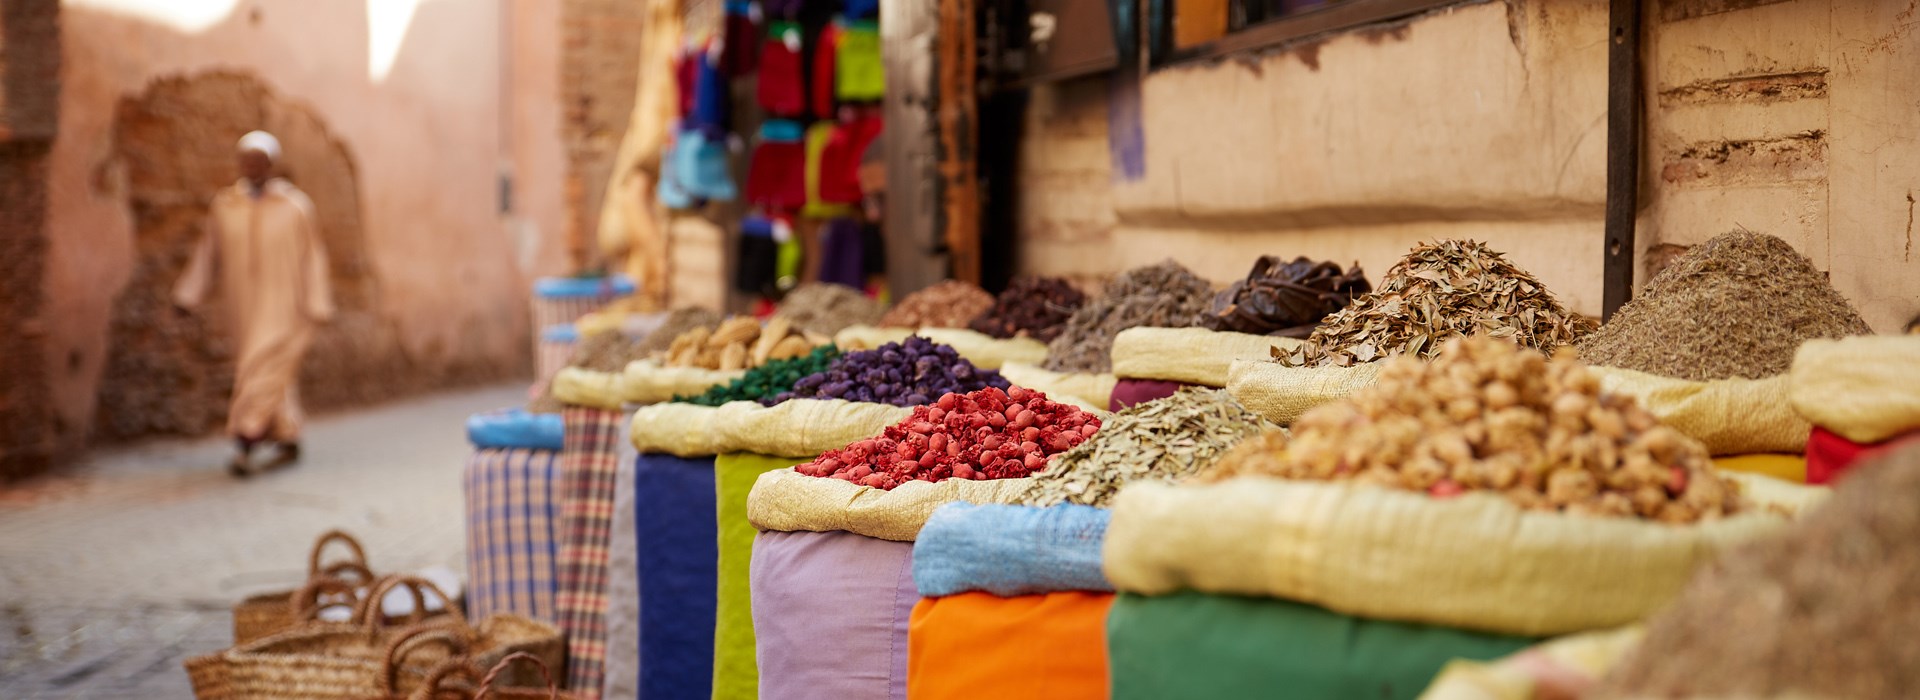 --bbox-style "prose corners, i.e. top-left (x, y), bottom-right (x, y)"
top-left (1000, 362), bottom-right (1117, 414)
top-left (1112, 338), bottom-right (1829, 637)
top-left (1109, 326), bottom-right (1303, 388)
